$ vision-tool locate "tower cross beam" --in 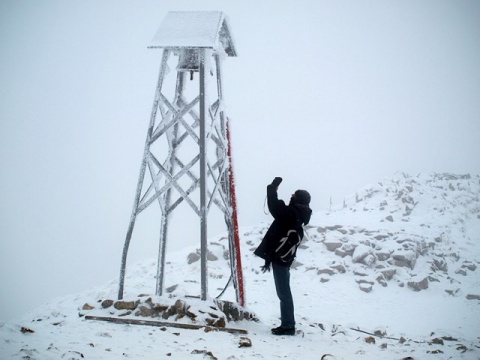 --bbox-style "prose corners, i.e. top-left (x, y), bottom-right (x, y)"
top-left (136, 154), bottom-right (201, 215)
top-left (147, 153), bottom-right (201, 213)
top-left (166, 180), bottom-right (200, 215)
top-left (150, 94), bottom-right (200, 145)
